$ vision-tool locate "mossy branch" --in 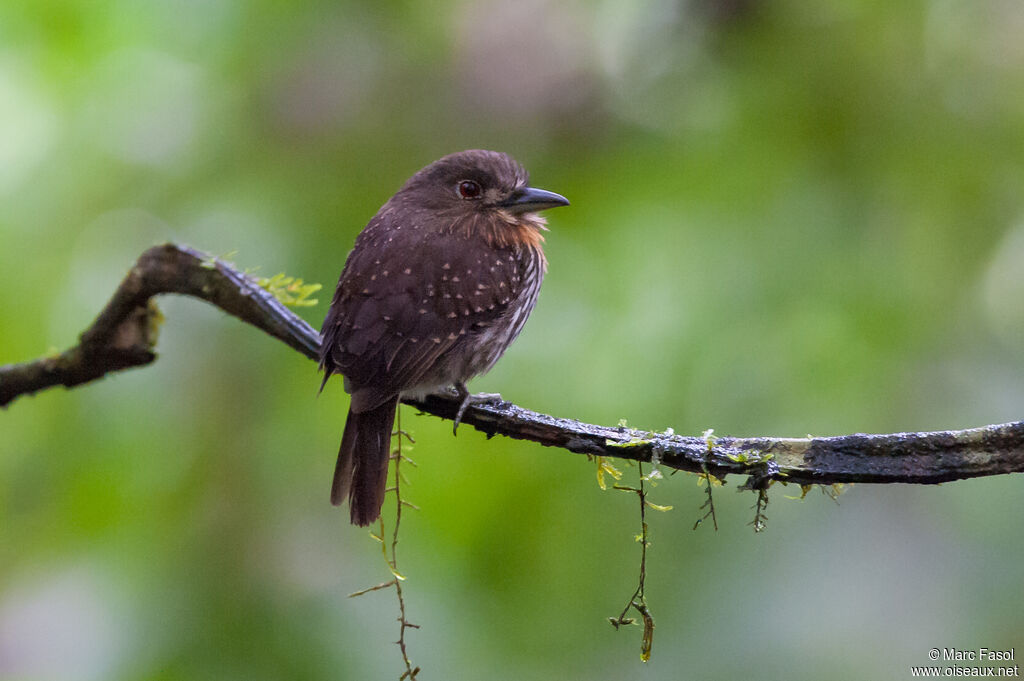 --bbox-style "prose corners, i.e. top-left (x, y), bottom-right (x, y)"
top-left (2, 243), bottom-right (1023, 488)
